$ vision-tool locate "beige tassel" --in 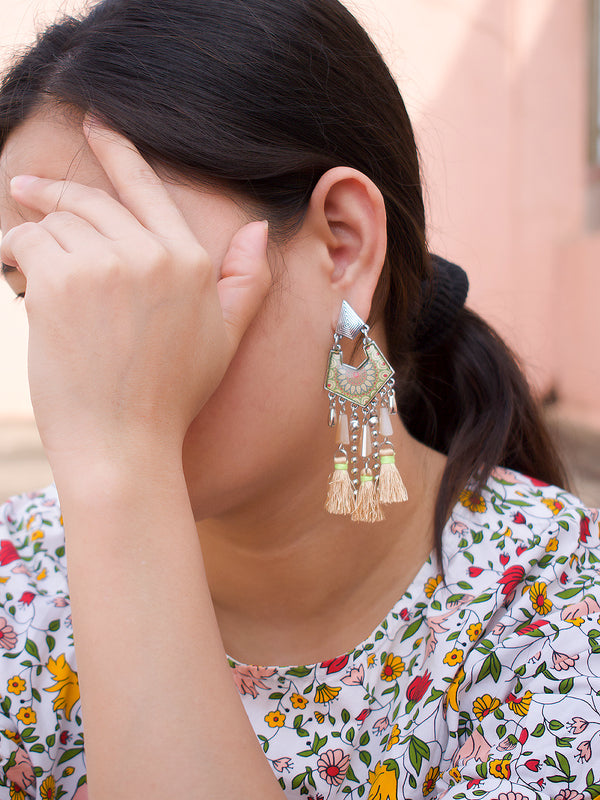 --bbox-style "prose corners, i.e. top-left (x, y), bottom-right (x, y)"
top-left (378, 447), bottom-right (408, 503)
top-left (351, 468), bottom-right (384, 522)
top-left (325, 455), bottom-right (355, 515)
